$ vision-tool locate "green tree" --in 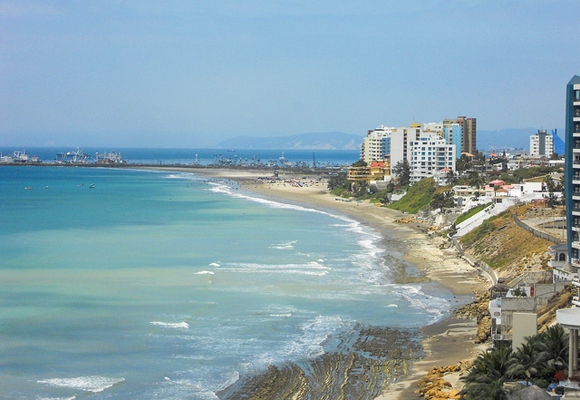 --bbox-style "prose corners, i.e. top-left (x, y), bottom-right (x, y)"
top-left (463, 345), bottom-right (513, 385)
top-left (462, 380), bottom-right (508, 400)
top-left (462, 345), bottom-right (513, 400)
top-left (352, 160), bottom-right (368, 167)
top-left (392, 159), bottom-right (411, 187)
top-left (327, 172), bottom-right (348, 191)
top-left (456, 154), bottom-right (472, 173)
top-left (351, 180), bottom-right (368, 197)
top-left (467, 171), bottom-right (484, 188)
top-left (544, 175), bottom-right (558, 208)
top-left (430, 190), bottom-right (455, 212)
top-left (536, 325), bottom-right (569, 375)
top-left (445, 170), bottom-right (458, 186)
top-left (507, 342), bottom-right (540, 385)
